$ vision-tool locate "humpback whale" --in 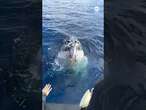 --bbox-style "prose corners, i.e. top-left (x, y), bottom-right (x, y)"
top-left (55, 37), bottom-right (88, 73)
